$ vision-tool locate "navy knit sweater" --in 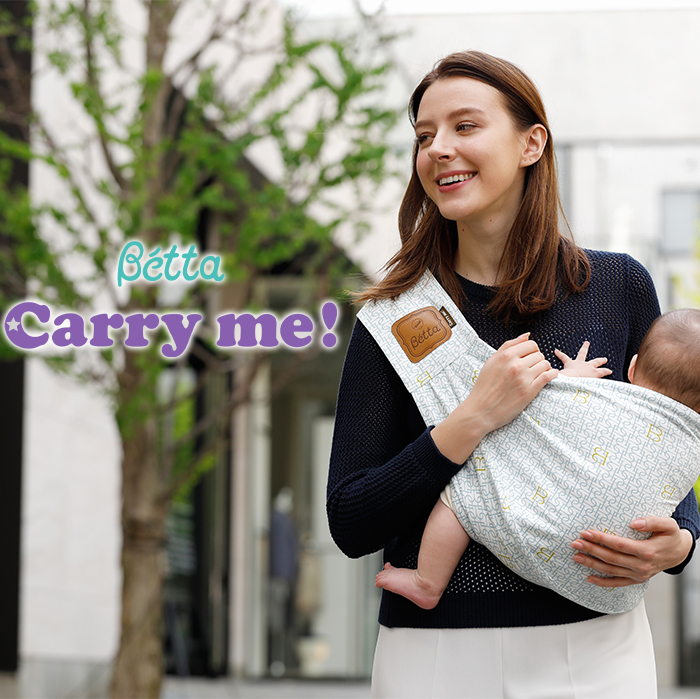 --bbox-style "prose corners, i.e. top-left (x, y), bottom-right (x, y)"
top-left (327, 250), bottom-right (700, 629)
